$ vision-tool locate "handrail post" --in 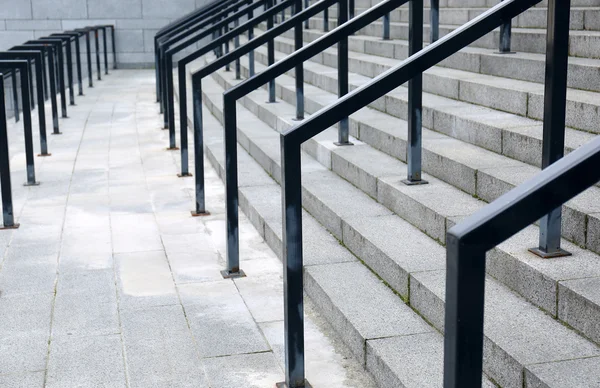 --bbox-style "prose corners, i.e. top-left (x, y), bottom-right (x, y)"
top-left (294, 0), bottom-right (304, 120)
top-left (235, 6), bottom-right (242, 79)
top-left (179, 66), bottom-right (191, 177)
top-left (225, 14), bottom-right (231, 71)
top-left (103, 26), bottom-right (109, 75)
top-left (304, 0), bottom-right (310, 28)
top-left (277, 139), bottom-right (309, 388)
top-left (443, 240), bottom-right (486, 388)
top-left (94, 28), bottom-right (102, 80)
top-left (323, 6), bottom-right (329, 31)
top-left (46, 47), bottom-right (61, 134)
top-left (85, 30), bottom-right (93, 87)
top-left (267, 0), bottom-right (277, 103)
top-left (11, 72), bottom-right (19, 123)
top-left (403, 0), bottom-right (427, 185)
top-left (383, 12), bottom-right (390, 39)
top-left (0, 77), bottom-right (18, 229)
top-left (335, 0), bottom-right (352, 146)
top-left (529, 0), bottom-right (572, 258)
top-left (498, 0), bottom-right (513, 53)
top-left (430, 0), bottom-right (439, 42)
top-left (349, 0), bottom-right (355, 18)
top-left (248, 0), bottom-right (255, 77)
top-left (222, 94), bottom-right (245, 279)
top-left (74, 34), bottom-right (84, 95)
top-left (111, 25), bottom-right (117, 69)
top-left (191, 76), bottom-right (210, 216)
top-left (166, 55), bottom-right (178, 149)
